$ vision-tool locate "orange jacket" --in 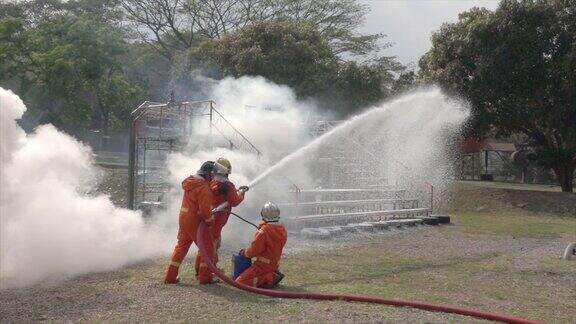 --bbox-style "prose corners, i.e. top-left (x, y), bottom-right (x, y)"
top-left (179, 175), bottom-right (214, 240)
top-left (210, 179), bottom-right (244, 239)
top-left (210, 179), bottom-right (244, 215)
top-left (244, 222), bottom-right (288, 270)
